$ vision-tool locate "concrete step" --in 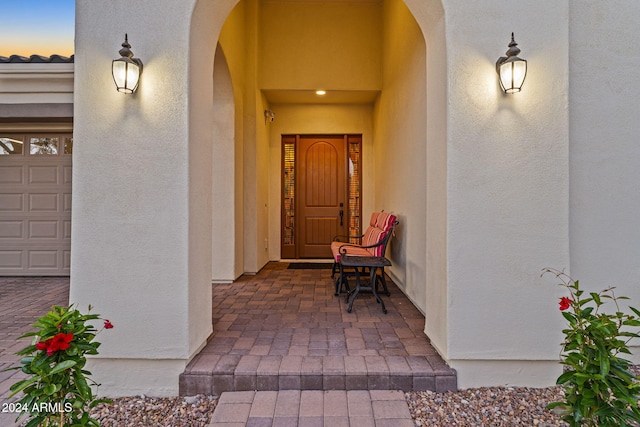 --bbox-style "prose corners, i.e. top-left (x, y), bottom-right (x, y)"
top-left (179, 354), bottom-right (457, 395)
